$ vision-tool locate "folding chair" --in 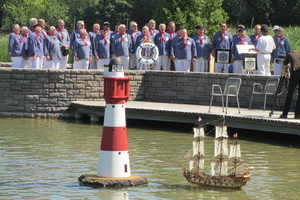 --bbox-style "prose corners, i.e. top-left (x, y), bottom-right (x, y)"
top-left (249, 76), bottom-right (280, 111)
top-left (208, 77), bottom-right (242, 114)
